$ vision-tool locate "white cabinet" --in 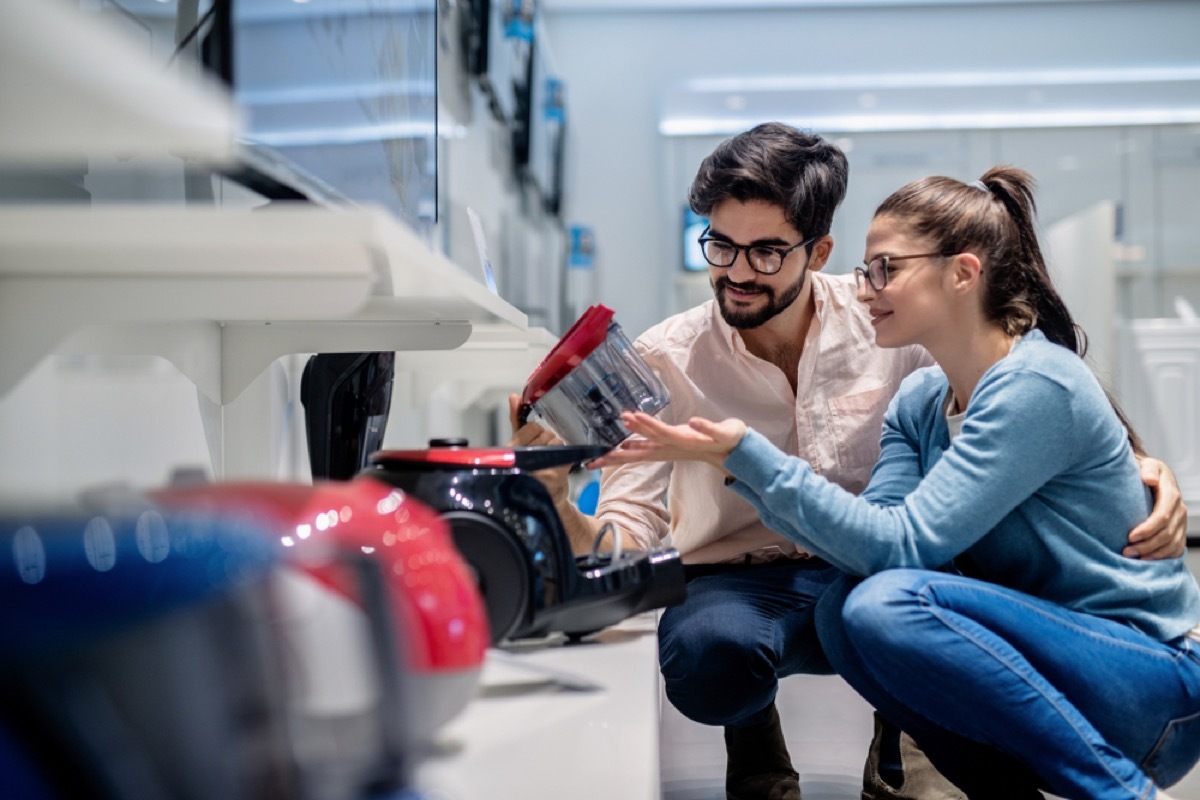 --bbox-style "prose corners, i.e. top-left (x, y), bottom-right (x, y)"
top-left (1116, 317), bottom-right (1200, 519)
